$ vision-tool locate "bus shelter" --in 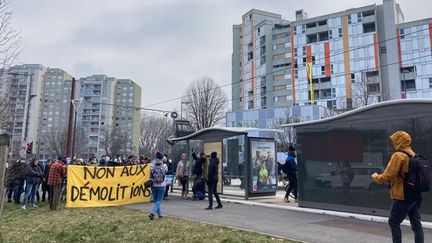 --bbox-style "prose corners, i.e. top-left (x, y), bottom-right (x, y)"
top-left (283, 99), bottom-right (432, 220)
top-left (168, 127), bottom-right (281, 199)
